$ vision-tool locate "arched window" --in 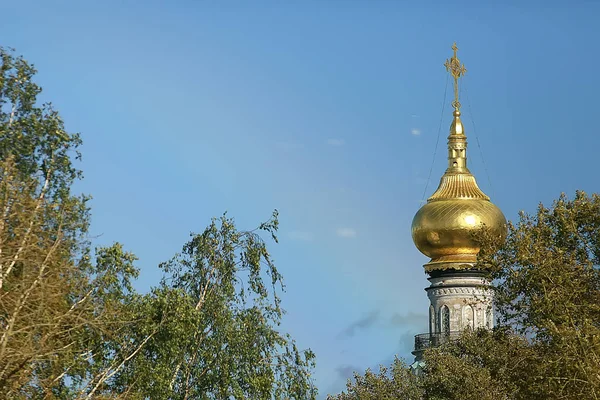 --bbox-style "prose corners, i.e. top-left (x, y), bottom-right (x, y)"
top-left (487, 309), bottom-right (494, 329)
top-left (462, 305), bottom-right (474, 330)
top-left (429, 305), bottom-right (435, 333)
top-left (440, 305), bottom-right (450, 335)
top-left (482, 308), bottom-right (486, 329)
